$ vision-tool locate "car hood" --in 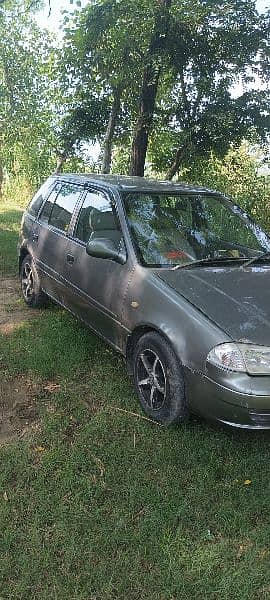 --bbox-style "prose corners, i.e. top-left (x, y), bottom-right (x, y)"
top-left (157, 265), bottom-right (270, 345)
